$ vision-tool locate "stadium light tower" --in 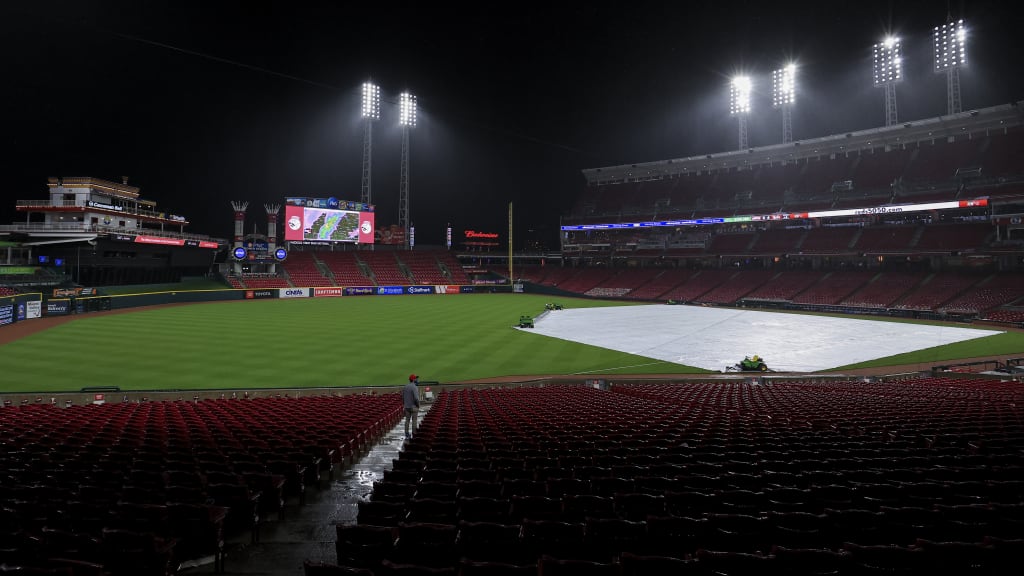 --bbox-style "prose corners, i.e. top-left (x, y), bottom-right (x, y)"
top-left (772, 64), bottom-right (796, 143)
top-left (360, 81), bottom-right (381, 207)
top-left (398, 91), bottom-right (417, 249)
top-left (873, 36), bottom-right (902, 126)
top-left (934, 18), bottom-right (967, 115)
top-left (730, 75), bottom-right (752, 150)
